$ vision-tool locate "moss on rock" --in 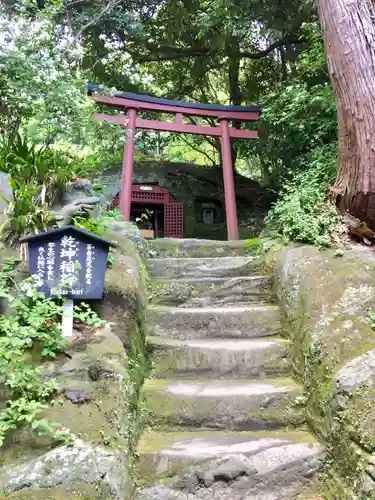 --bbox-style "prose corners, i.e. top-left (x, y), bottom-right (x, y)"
top-left (96, 236), bottom-right (147, 346)
top-left (273, 244), bottom-right (375, 497)
top-left (5, 482), bottom-right (105, 499)
top-left (143, 378), bottom-right (303, 431)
